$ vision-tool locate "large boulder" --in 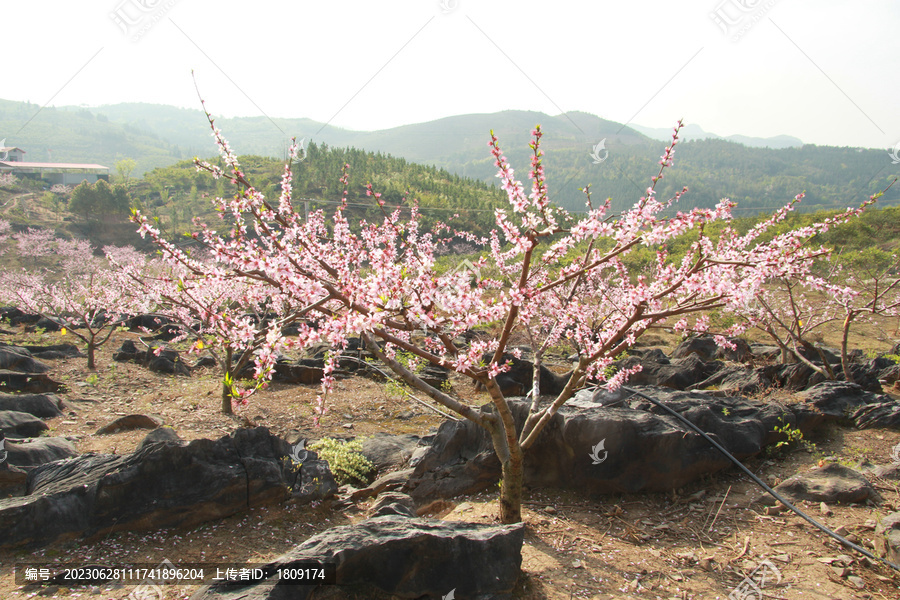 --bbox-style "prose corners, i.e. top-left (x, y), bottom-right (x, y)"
top-left (616, 353), bottom-right (722, 390)
top-left (851, 402), bottom-right (900, 429)
top-left (672, 334), bottom-right (752, 363)
top-left (0, 346), bottom-right (50, 373)
top-left (0, 427), bottom-right (336, 549)
top-left (0, 370), bottom-right (63, 393)
top-left (767, 463), bottom-right (879, 505)
top-left (270, 361), bottom-right (324, 385)
top-left (361, 433), bottom-right (423, 475)
top-left (95, 414), bottom-right (164, 435)
top-left (4, 437), bottom-right (78, 468)
top-left (112, 339), bottom-right (146, 363)
top-left (124, 313), bottom-right (176, 332)
top-left (0, 307), bottom-right (41, 325)
top-left (0, 410), bottom-right (50, 438)
top-left (0, 393), bottom-right (64, 419)
top-left (189, 515), bottom-right (524, 600)
top-left (874, 512), bottom-right (900, 566)
top-left (2, 343), bottom-right (83, 360)
top-left (475, 353), bottom-right (571, 397)
top-left (112, 340), bottom-right (190, 376)
top-left (795, 381), bottom-right (889, 424)
top-left (145, 346), bottom-right (191, 376)
top-left (692, 364), bottom-right (780, 395)
top-left (405, 387), bottom-right (802, 501)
